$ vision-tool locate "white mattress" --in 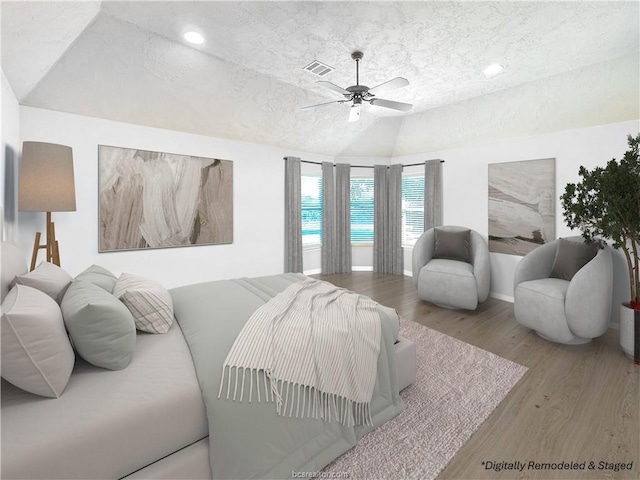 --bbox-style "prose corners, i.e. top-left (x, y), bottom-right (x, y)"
top-left (1, 322), bottom-right (208, 480)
